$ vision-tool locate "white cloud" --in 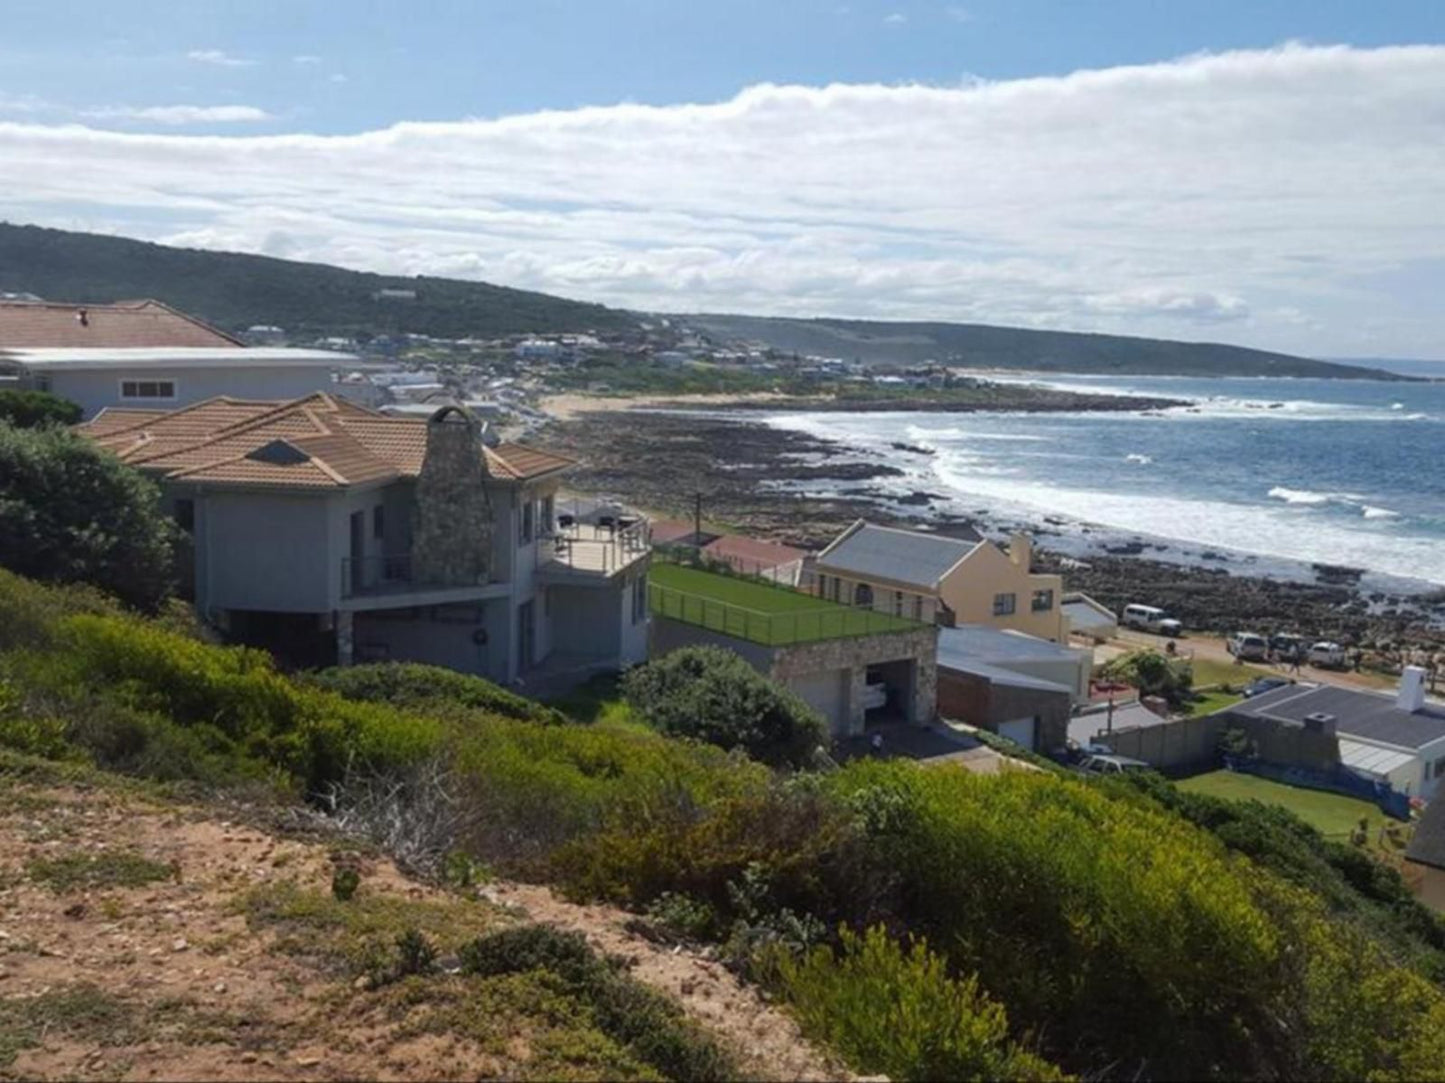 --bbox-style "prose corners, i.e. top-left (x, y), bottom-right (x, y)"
top-left (945, 5), bottom-right (972, 22)
top-left (80, 104), bottom-right (273, 125)
top-left (292, 55), bottom-right (323, 65)
top-left (883, 12), bottom-right (907, 24)
top-left (186, 49), bottom-right (256, 68)
top-left (1, 43), bottom-right (1444, 355)
top-left (329, 73), bottom-right (348, 84)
